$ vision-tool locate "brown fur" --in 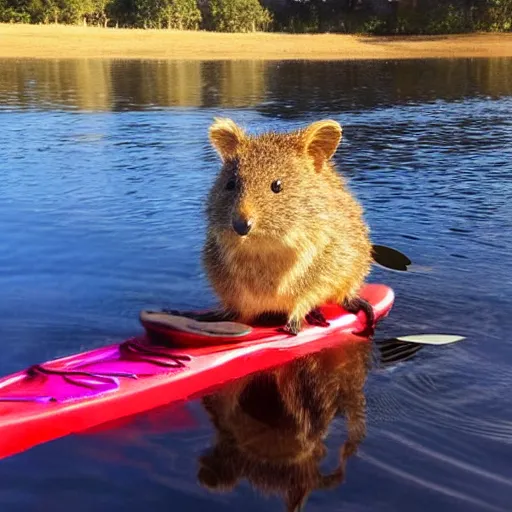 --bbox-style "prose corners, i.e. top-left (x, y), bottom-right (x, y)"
top-left (197, 338), bottom-right (372, 511)
top-left (202, 117), bottom-right (373, 331)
